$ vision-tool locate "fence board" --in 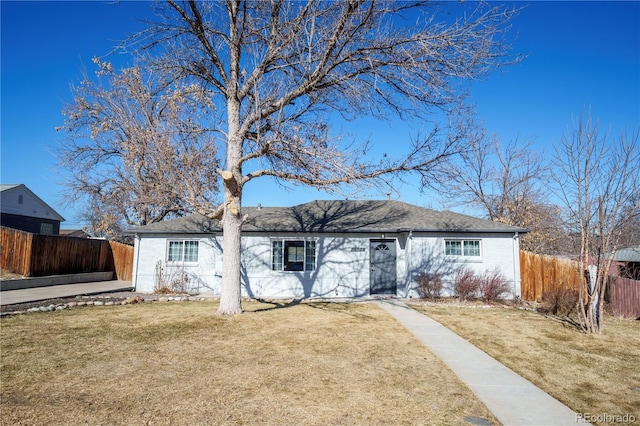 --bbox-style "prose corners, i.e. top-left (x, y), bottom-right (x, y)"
top-left (520, 251), bottom-right (582, 301)
top-left (608, 276), bottom-right (640, 318)
top-left (29, 233), bottom-right (109, 276)
top-left (0, 226), bottom-right (133, 280)
top-left (109, 240), bottom-right (134, 281)
top-left (0, 227), bottom-right (33, 276)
